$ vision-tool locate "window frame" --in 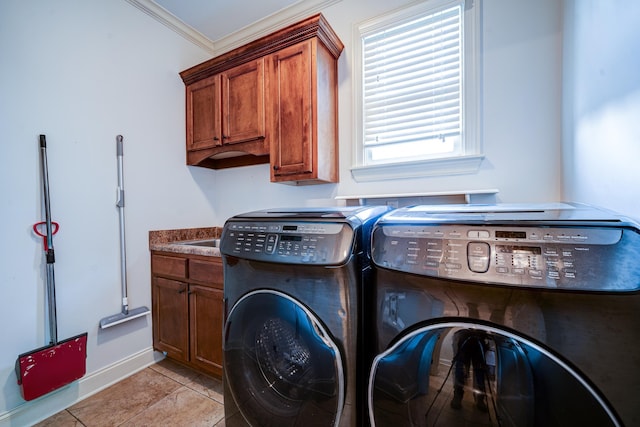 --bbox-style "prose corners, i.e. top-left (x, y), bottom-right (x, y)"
top-left (351, 0), bottom-right (482, 182)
